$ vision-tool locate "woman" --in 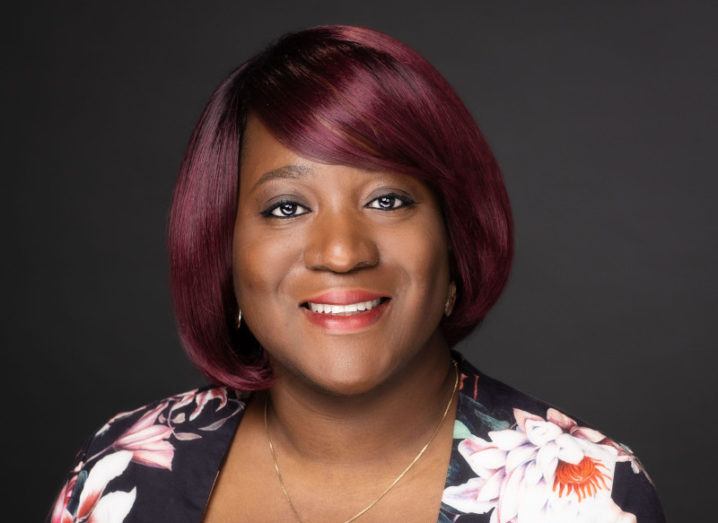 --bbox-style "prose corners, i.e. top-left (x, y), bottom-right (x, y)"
top-left (47, 25), bottom-right (665, 522)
